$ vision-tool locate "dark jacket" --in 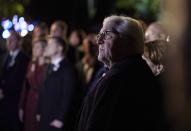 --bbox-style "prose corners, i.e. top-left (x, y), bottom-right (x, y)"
top-left (77, 55), bottom-right (167, 131)
top-left (0, 51), bottom-right (29, 97)
top-left (38, 59), bottom-right (80, 131)
top-left (0, 51), bottom-right (29, 131)
top-left (76, 59), bottom-right (102, 95)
